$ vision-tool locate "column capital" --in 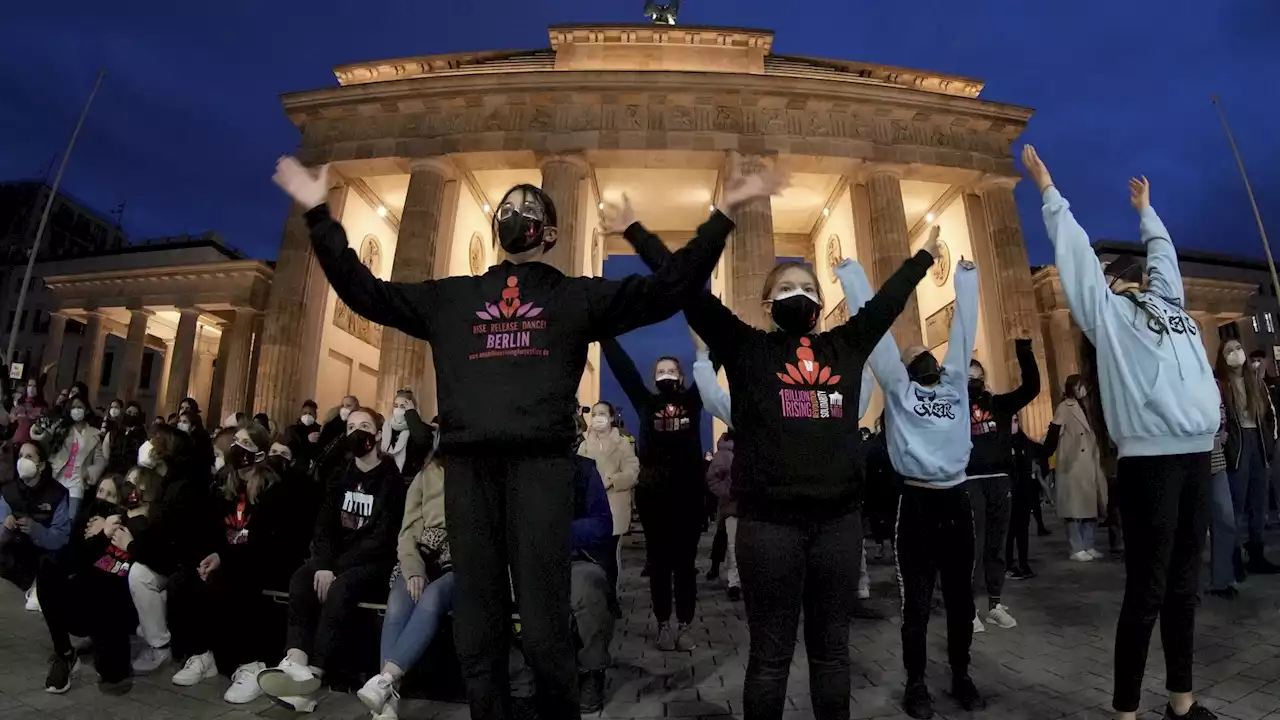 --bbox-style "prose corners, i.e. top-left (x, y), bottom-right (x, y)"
top-left (176, 307), bottom-right (202, 318)
top-left (126, 307), bottom-right (155, 318)
top-left (859, 162), bottom-right (906, 181)
top-left (536, 153), bottom-right (591, 174)
top-left (408, 157), bottom-right (456, 179)
top-left (965, 173), bottom-right (1020, 194)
